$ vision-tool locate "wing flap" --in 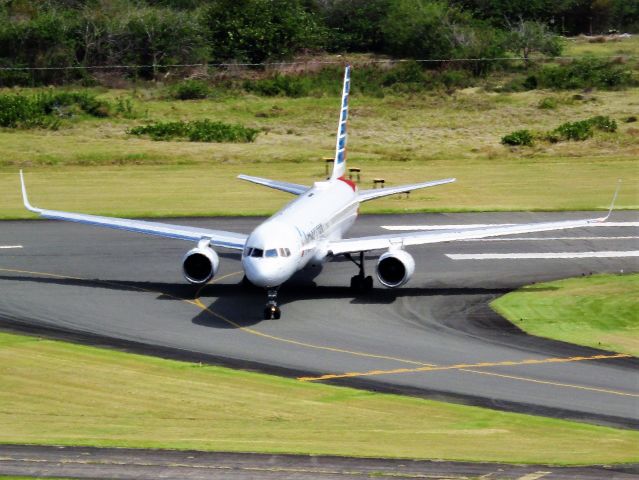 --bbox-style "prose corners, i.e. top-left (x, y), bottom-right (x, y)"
top-left (237, 174), bottom-right (308, 195)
